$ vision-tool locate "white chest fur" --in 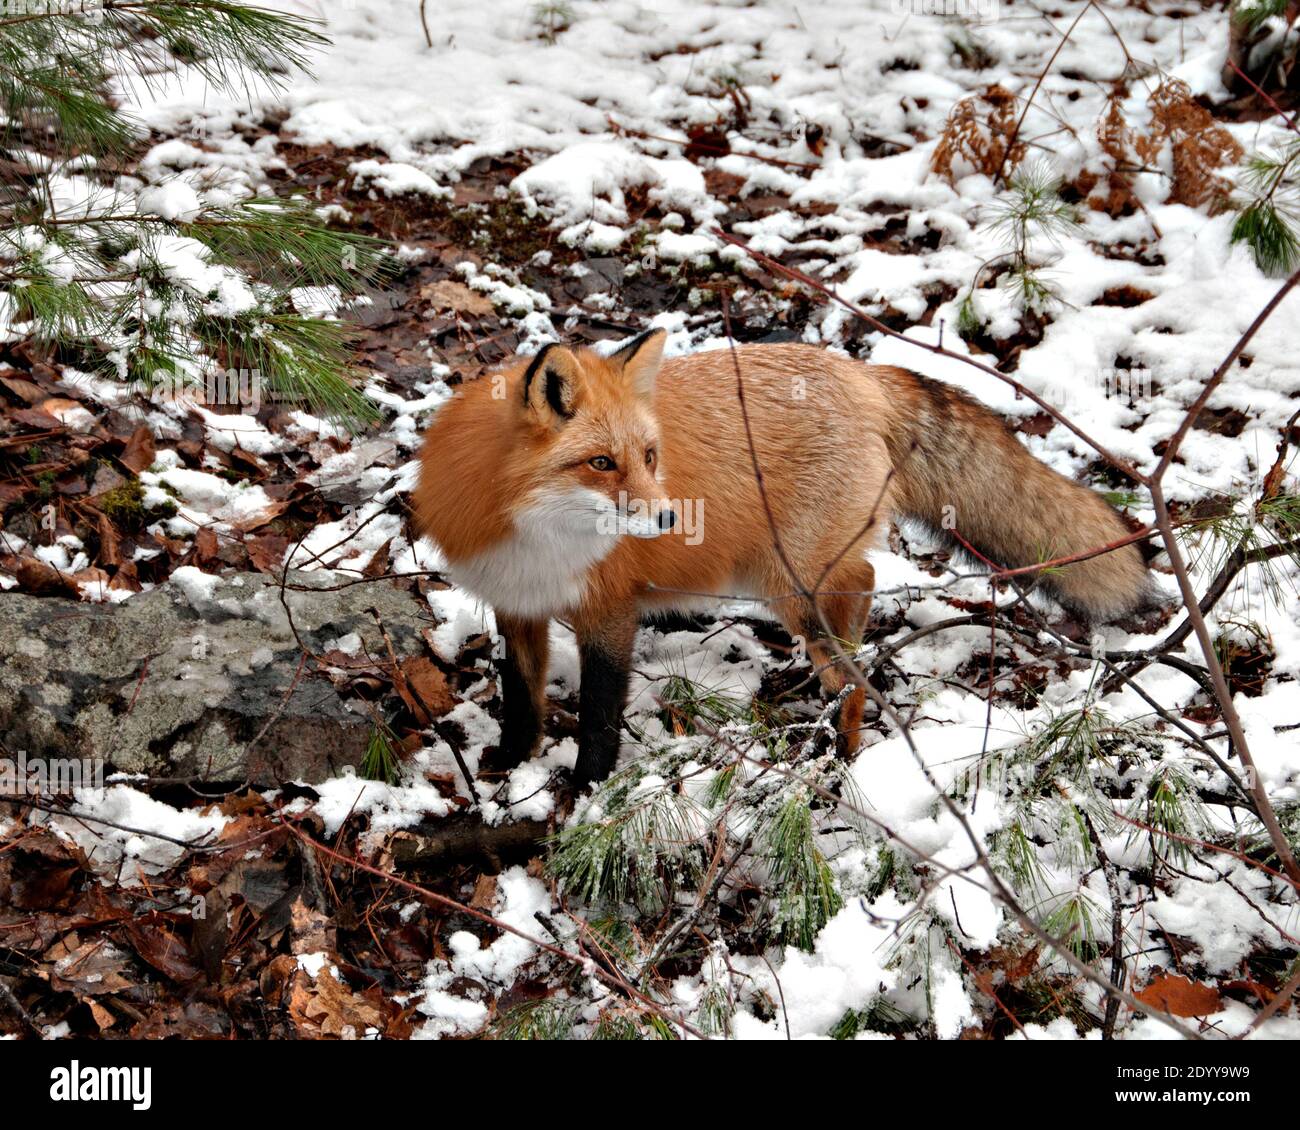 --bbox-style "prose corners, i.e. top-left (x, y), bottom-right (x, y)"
top-left (448, 487), bottom-right (618, 618)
